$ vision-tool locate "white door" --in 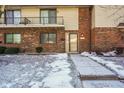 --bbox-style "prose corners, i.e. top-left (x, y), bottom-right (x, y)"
top-left (69, 33), bottom-right (78, 52)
